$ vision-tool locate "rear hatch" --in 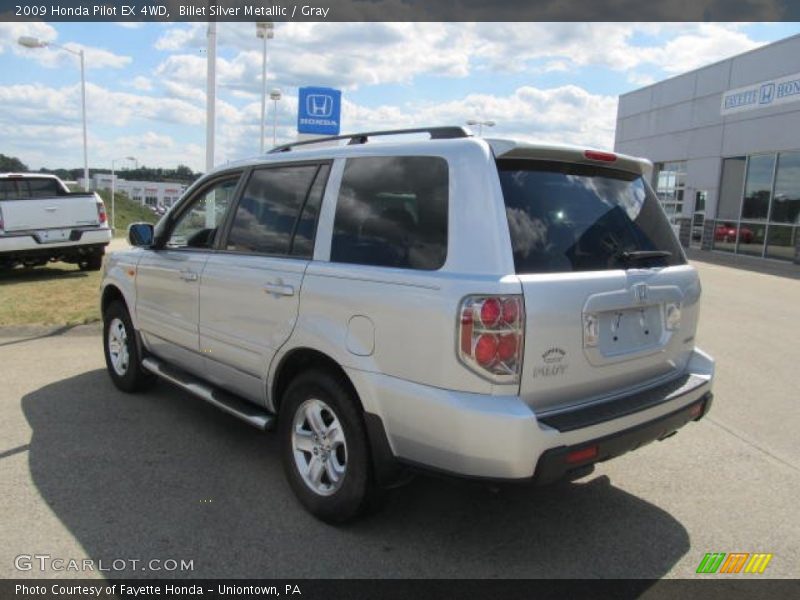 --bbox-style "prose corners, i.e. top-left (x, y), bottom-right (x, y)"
top-left (495, 148), bottom-right (701, 414)
top-left (0, 177), bottom-right (101, 232)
